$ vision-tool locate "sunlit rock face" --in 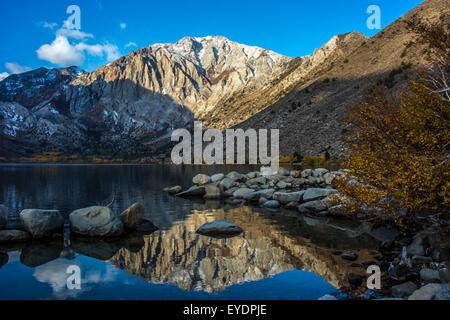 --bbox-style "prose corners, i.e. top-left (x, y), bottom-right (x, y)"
top-left (0, 37), bottom-right (291, 158)
top-left (110, 205), bottom-right (379, 293)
